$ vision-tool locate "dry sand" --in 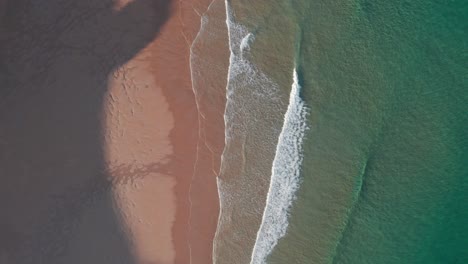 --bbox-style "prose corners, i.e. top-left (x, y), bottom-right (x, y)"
top-left (0, 0), bottom-right (228, 263)
top-left (104, 0), bottom-right (228, 263)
